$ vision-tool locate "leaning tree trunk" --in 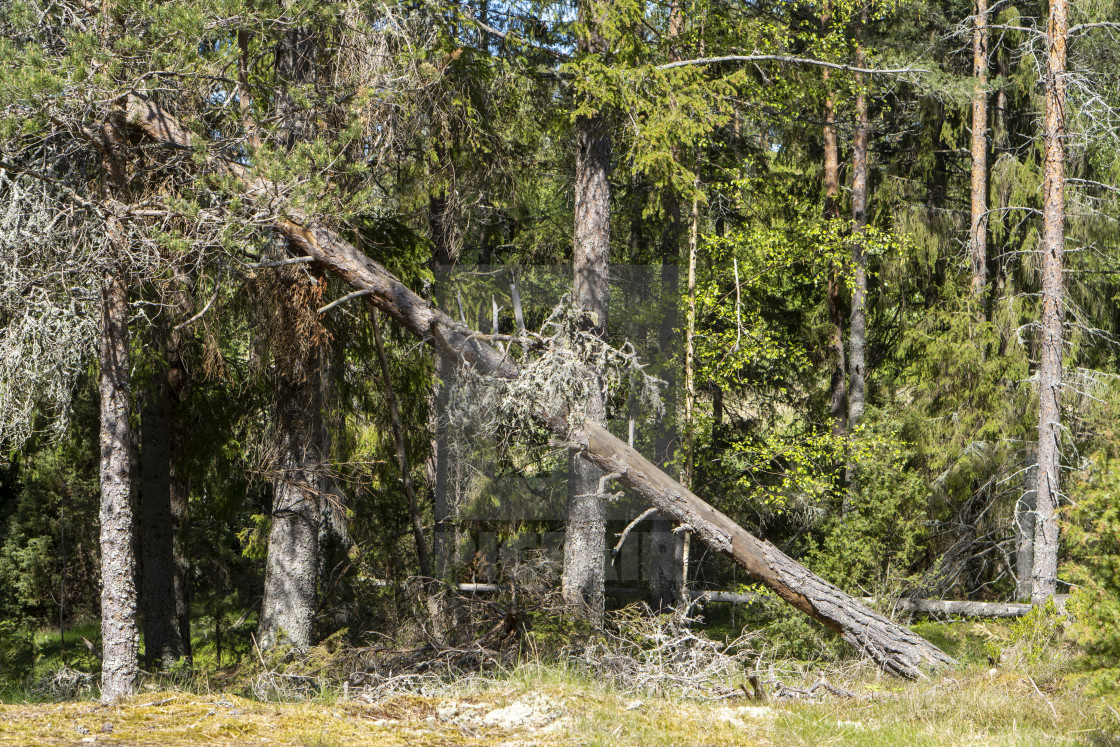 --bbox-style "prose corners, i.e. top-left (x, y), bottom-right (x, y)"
top-left (124, 95), bottom-right (955, 678)
top-left (969, 0), bottom-right (990, 303)
top-left (565, 0), bottom-right (612, 624)
top-left (1032, 0), bottom-right (1067, 605)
